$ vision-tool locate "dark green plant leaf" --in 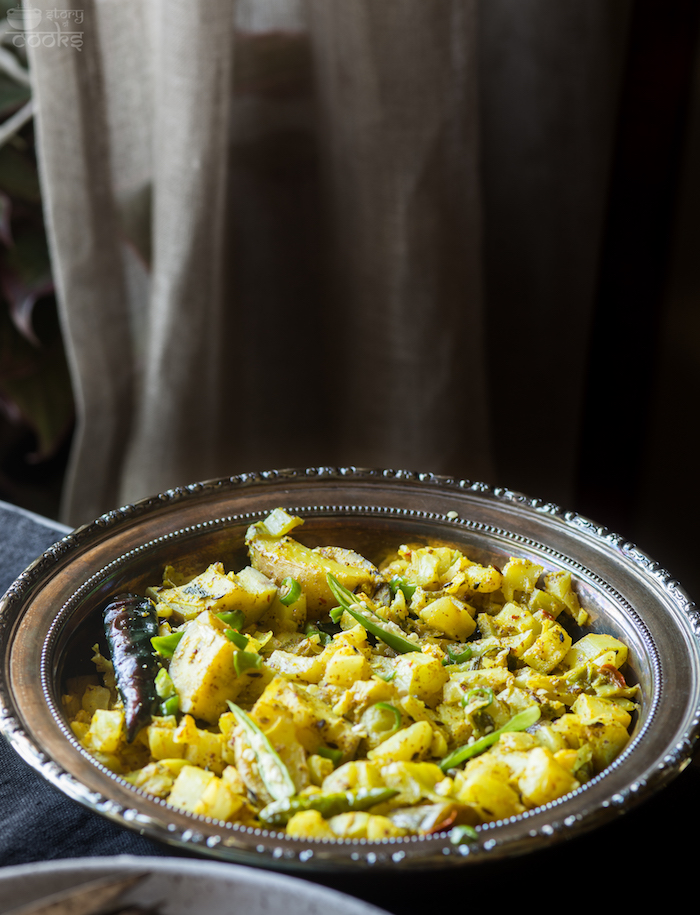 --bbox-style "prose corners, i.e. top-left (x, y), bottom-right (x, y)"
top-left (0, 73), bottom-right (31, 120)
top-left (0, 304), bottom-right (73, 461)
top-left (0, 144), bottom-right (41, 203)
top-left (0, 220), bottom-right (54, 344)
